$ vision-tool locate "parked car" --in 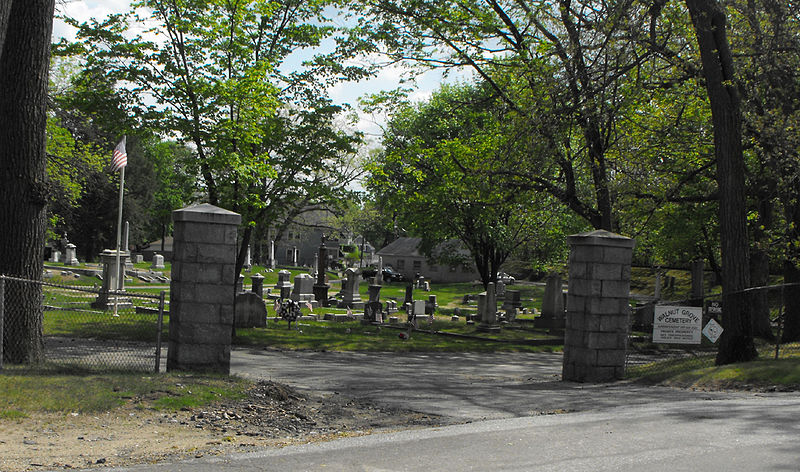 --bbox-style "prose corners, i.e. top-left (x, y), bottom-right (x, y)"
top-left (496, 272), bottom-right (515, 284)
top-left (382, 266), bottom-right (407, 282)
top-left (360, 265), bottom-right (407, 282)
